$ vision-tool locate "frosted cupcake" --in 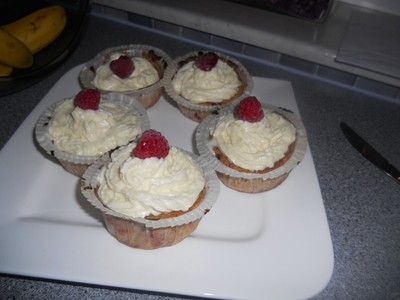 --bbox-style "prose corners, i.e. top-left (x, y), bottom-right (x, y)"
top-left (164, 50), bottom-right (253, 122)
top-left (196, 96), bottom-right (307, 193)
top-left (35, 89), bottom-right (150, 177)
top-left (80, 129), bottom-right (219, 250)
top-left (79, 44), bottom-right (171, 109)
